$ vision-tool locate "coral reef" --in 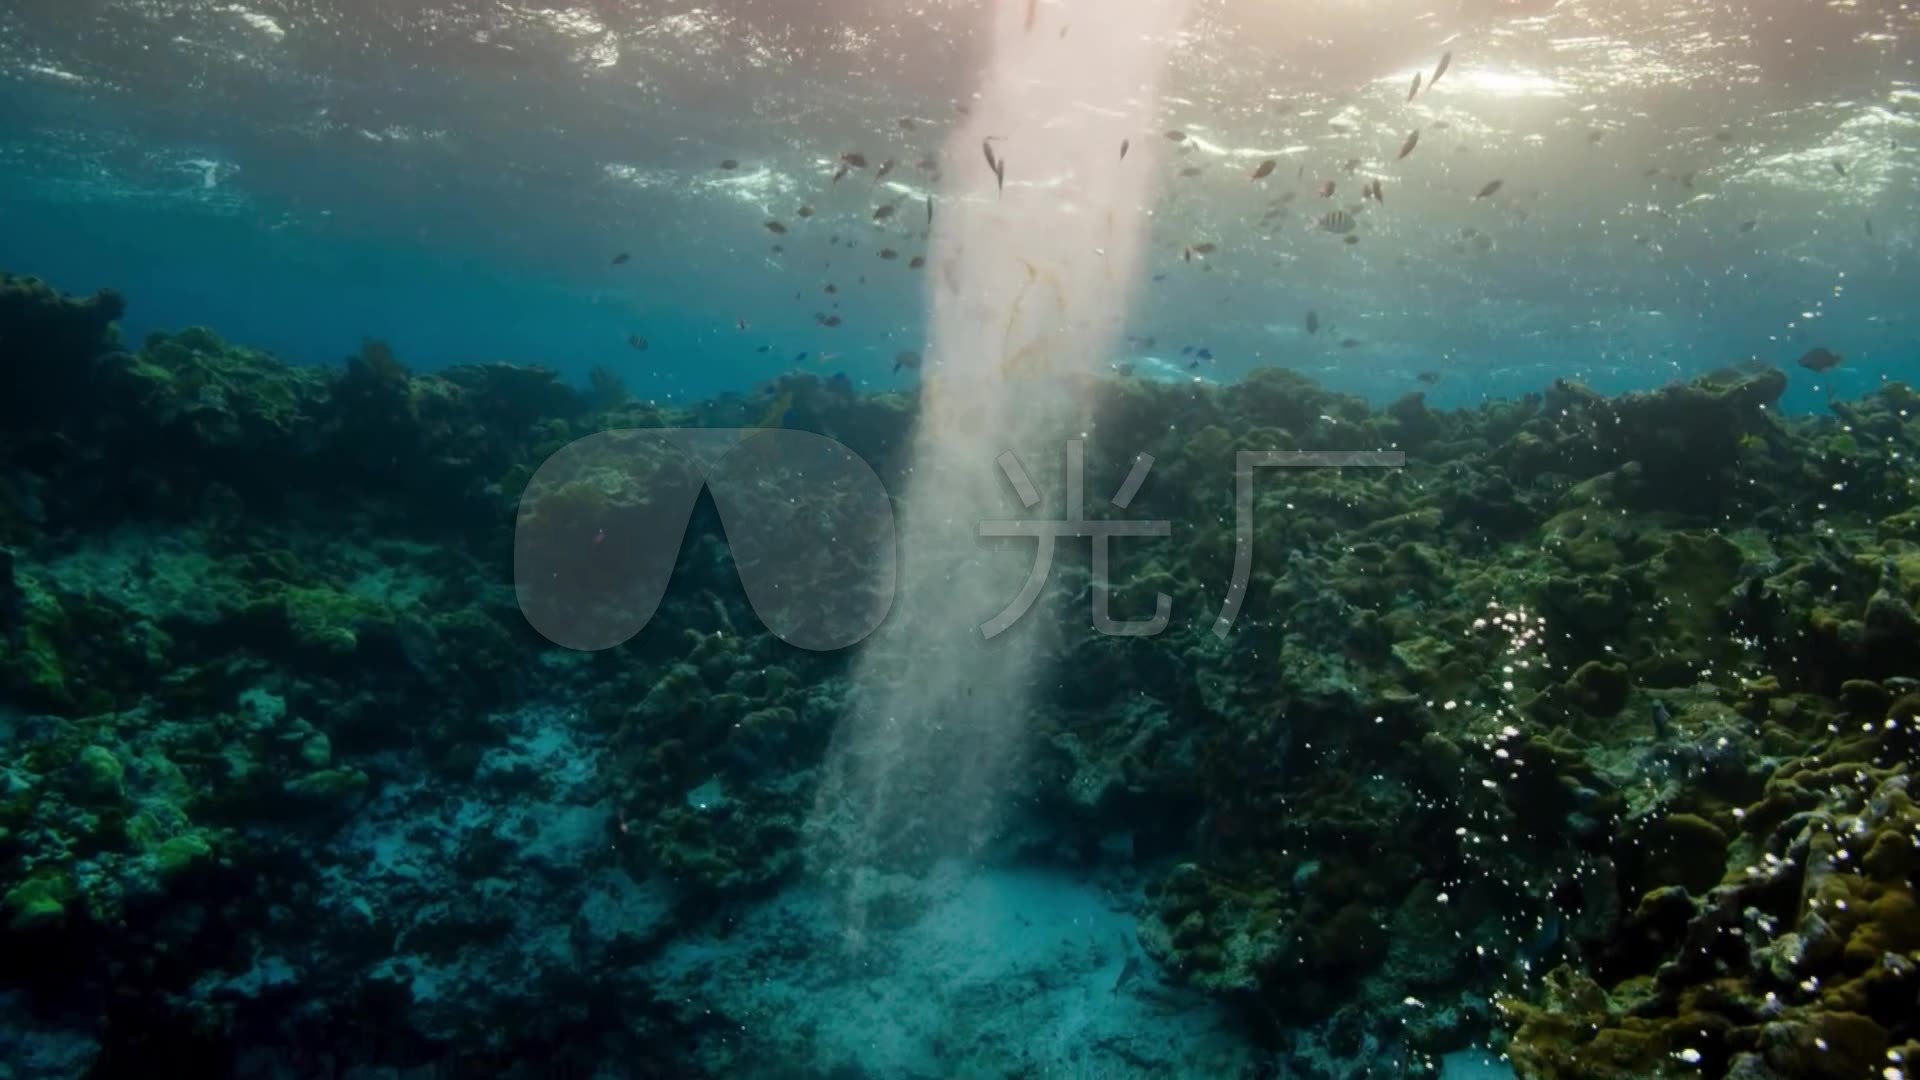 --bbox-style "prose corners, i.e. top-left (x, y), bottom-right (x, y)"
top-left (1, 271), bottom-right (1914, 1077)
